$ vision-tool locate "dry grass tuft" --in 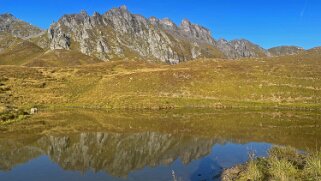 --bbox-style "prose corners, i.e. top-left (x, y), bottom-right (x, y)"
top-left (223, 146), bottom-right (321, 181)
